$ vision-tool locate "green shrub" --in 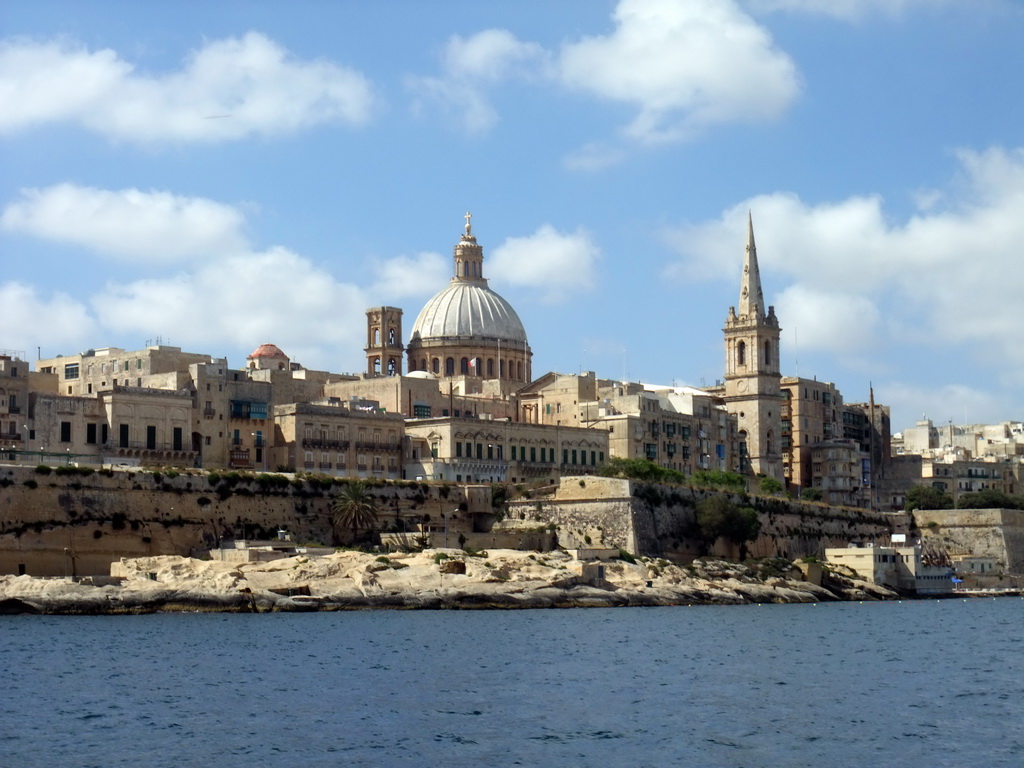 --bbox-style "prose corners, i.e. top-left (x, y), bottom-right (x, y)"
top-left (618, 549), bottom-right (637, 564)
top-left (34, 465), bottom-right (51, 475)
